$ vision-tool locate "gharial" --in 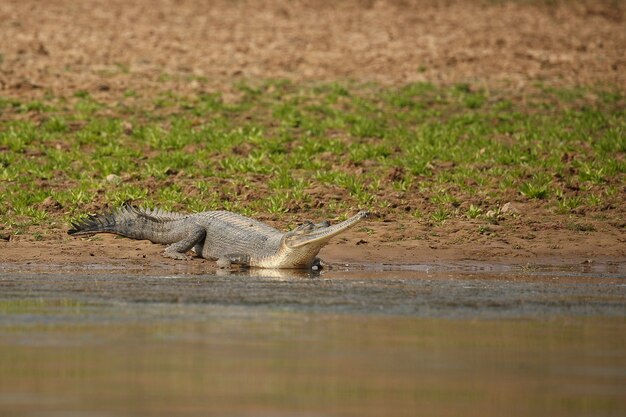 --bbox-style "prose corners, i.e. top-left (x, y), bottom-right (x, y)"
top-left (68, 205), bottom-right (369, 269)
